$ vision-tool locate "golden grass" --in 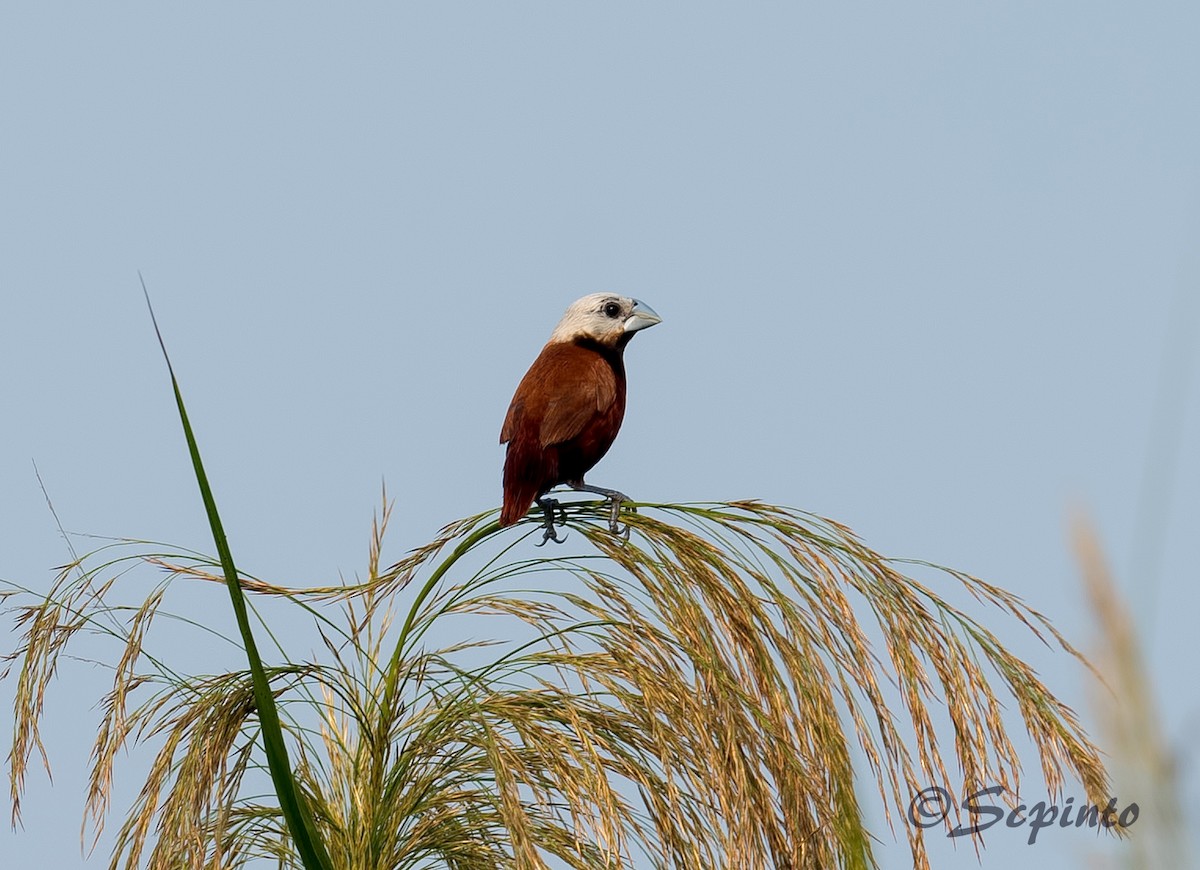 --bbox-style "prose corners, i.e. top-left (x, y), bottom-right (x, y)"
top-left (1074, 511), bottom-right (1190, 869)
top-left (3, 499), bottom-right (1110, 868)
